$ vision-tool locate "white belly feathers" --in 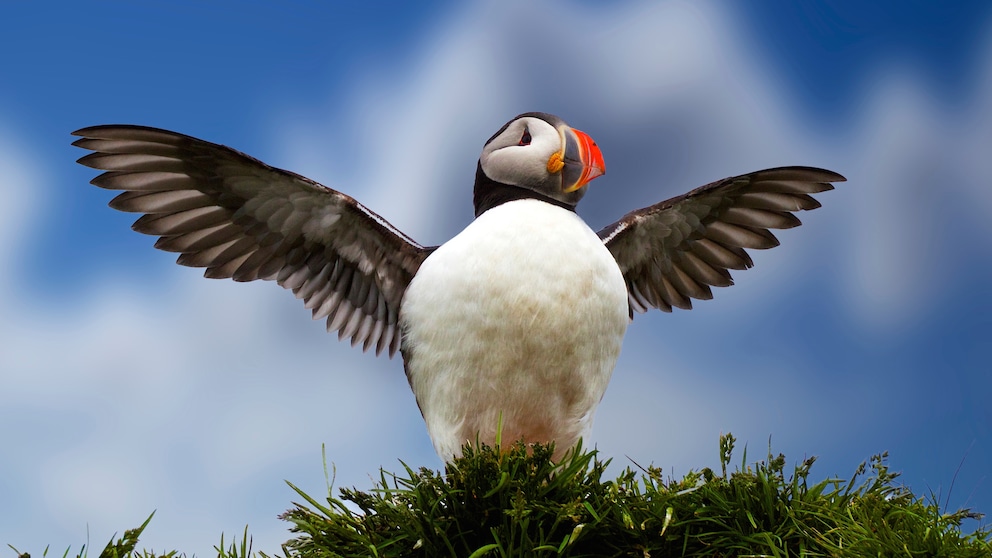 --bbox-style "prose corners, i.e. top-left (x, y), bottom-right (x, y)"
top-left (400, 199), bottom-right (629, 458)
